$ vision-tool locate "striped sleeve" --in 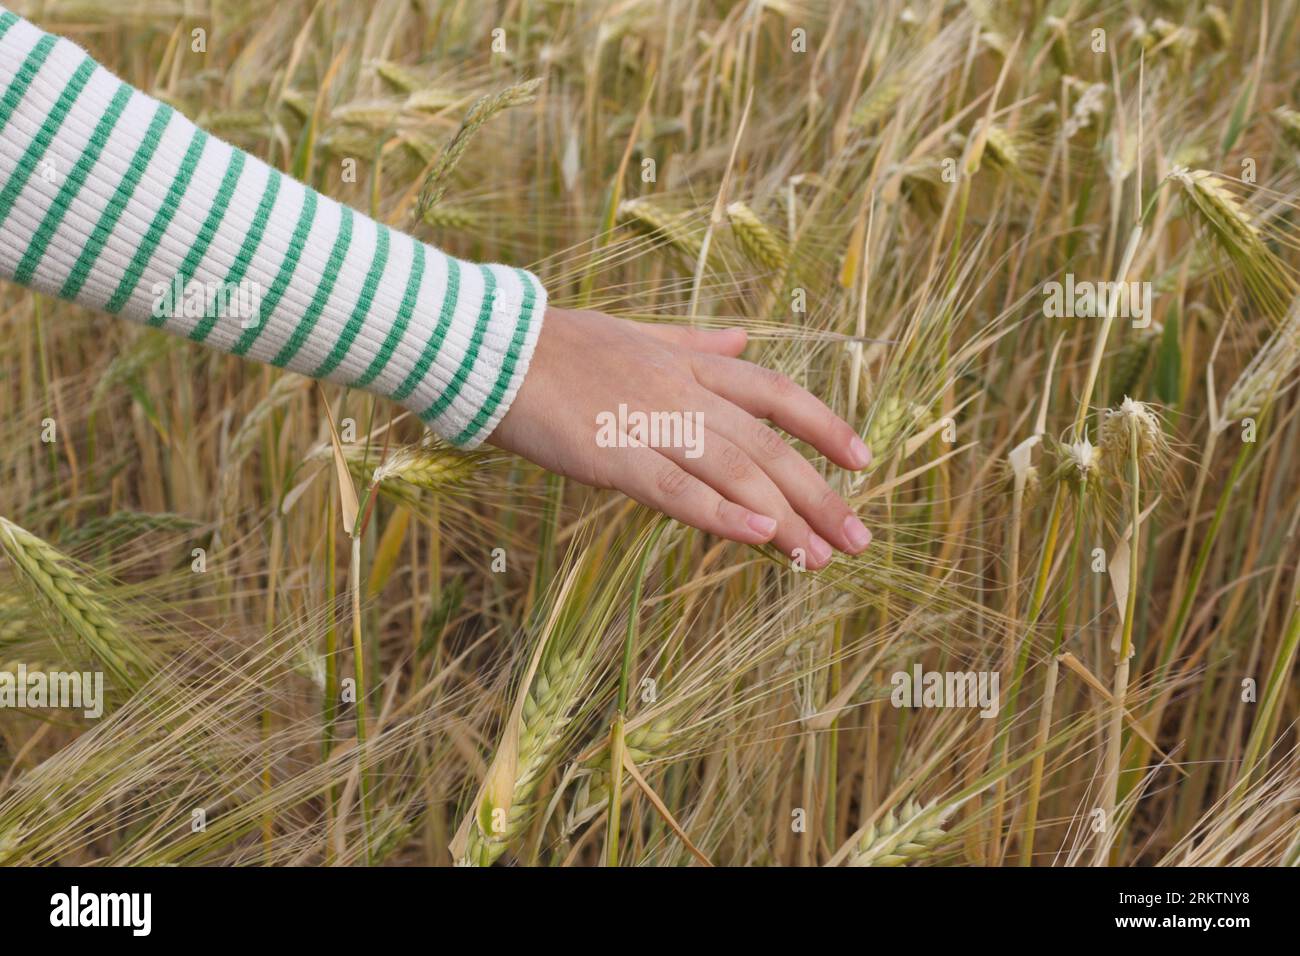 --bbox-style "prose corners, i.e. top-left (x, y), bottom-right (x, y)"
top-left (0, 6), bottom-right (546, 448)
